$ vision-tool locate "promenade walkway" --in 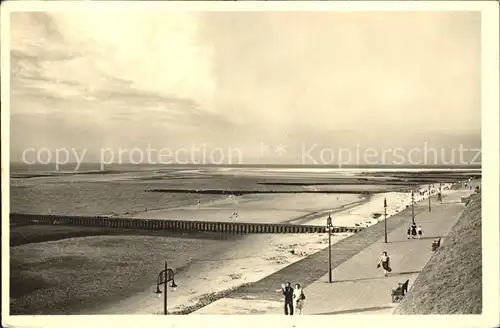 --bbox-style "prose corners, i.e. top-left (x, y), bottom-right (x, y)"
top-left (194, 185), bottom-right (476, 314)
